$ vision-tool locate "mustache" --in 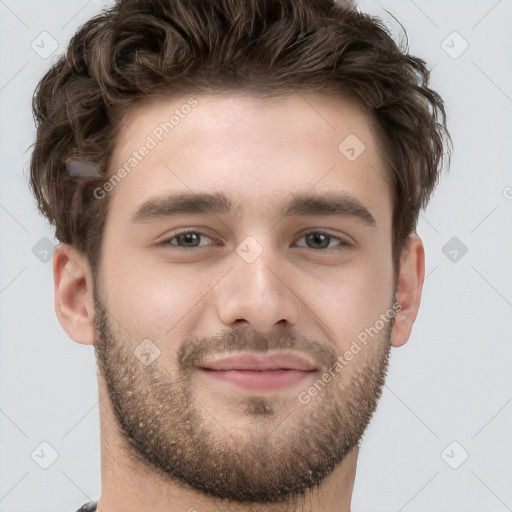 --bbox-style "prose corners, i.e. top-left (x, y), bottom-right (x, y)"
top-left (177, 327), bottom-right (337, 373)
